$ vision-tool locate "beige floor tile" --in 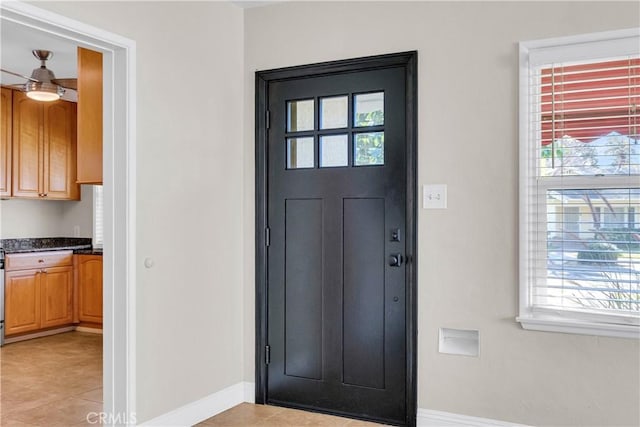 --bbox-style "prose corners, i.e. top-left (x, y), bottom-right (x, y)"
top-left (0, 332), bottom-right (102, 427)
top-left (74, 387), bottom-right (103, 403)
top-left (9, 397), bottom-right (103, 426)
top-left (199, 402), bottom-right (285, 426)
top-left (199, 404), bottom-right (385, 427)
